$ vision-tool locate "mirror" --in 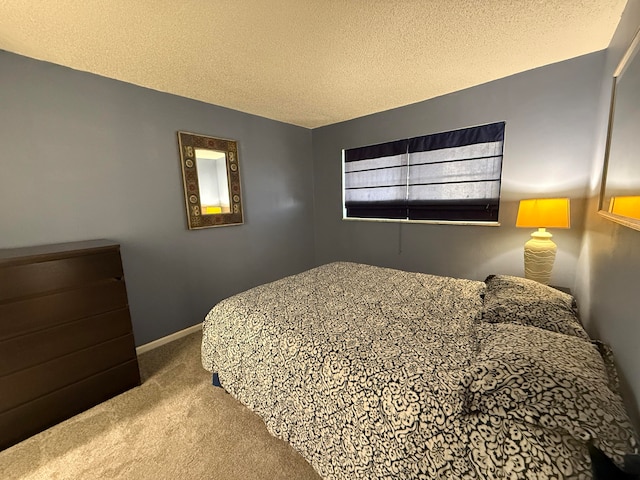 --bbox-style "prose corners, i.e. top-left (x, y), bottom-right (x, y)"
top-left (598, 28), bottom-right (640, 231)
top-left (195, 148), bottom-right (231, 214)
top-left (178, 131), bottom-right (243, 229)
